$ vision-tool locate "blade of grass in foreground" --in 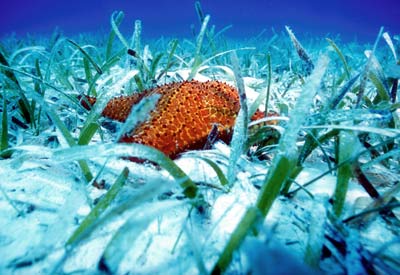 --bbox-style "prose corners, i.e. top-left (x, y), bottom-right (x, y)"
top-left (188, 14), bottom-right (210, 80)
top-left (0, 49), bottom-right (21, 88)
top-left (227, 52), bottom-right (248, 185)
top-left (66, 167), bottom-right (129, 247)
top-left (52, 143), bottom-right (198, 198)
top-left (333, 131), bottom-right (358, 217)
top-left (29, 92), bottom-right (94, 182)
top-left (110, 11), bottom-right (129, 49)
top-left (211, 55), bottom-right (330, 274)
top-left (106, 11), bottom-right (124, 60)
top-left (194, 156), bottom-right (229, 187)
top-left (326, 38), bottom-right (351, 79)
top-left (98, 200), bottom-right (185, 274)
top-left (286, 26), bottom-right (314, 75)
top-left (156, 39), bottom-right (178, 81)
top-left (0, 51), bottom-right (36, 127)
top-left (1, 96), bottom-right (10, 157)
top-left (248, 53), bottom-right (272, 120)
top-left (67, 39), bottom-right (103, 75)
